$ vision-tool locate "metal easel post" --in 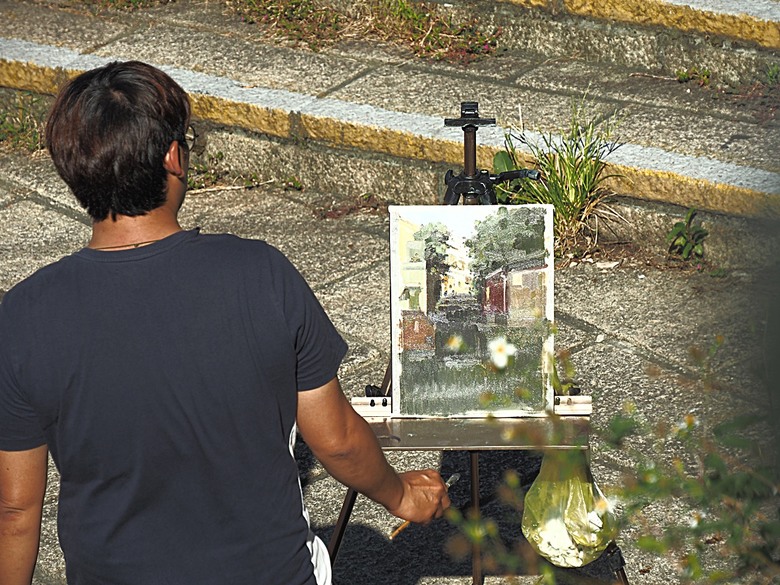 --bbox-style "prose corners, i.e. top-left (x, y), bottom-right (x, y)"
top-left (327, 487), bottom-right (358, 562)
top-left (470, 451), bottom-right (483, 585)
